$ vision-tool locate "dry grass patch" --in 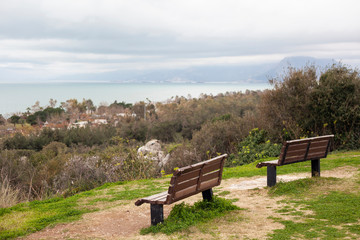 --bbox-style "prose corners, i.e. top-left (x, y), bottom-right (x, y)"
top-left (0, 177), bottom-right (22, 208)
